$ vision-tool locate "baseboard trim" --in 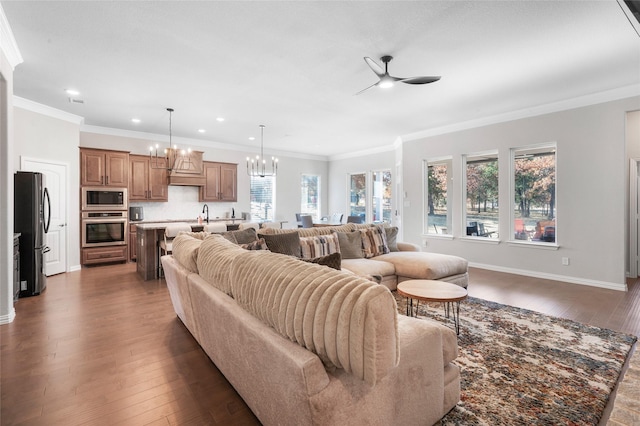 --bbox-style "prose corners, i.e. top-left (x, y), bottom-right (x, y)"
top-left (0, 308), bottom-right (16, 325)
top-left (469, 262), bottom-right (628, 292)
top-left (69, 265), bottom-right (81, 272)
